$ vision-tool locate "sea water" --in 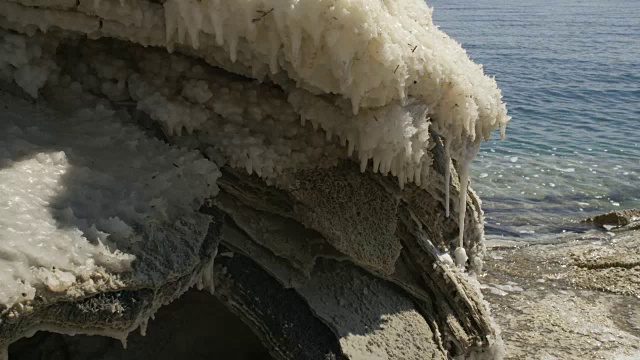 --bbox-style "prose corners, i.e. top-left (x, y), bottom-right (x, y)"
top-left (431, 0), bottom-right (640, 236)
